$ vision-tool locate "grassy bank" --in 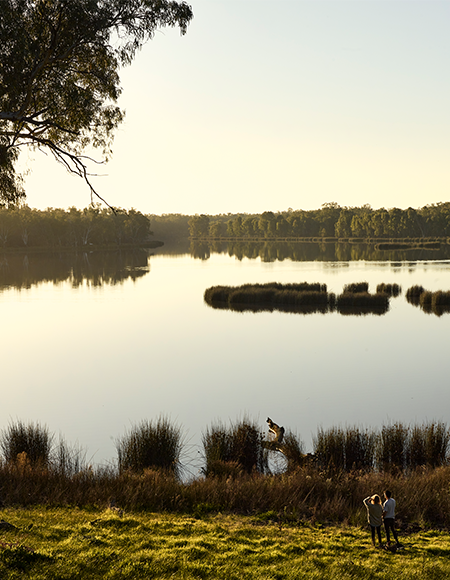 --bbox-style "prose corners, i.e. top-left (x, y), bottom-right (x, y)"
top-left (3, 462), bottom-right (450, 529)
top-left (1, 507), bottom-right (450, 579)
